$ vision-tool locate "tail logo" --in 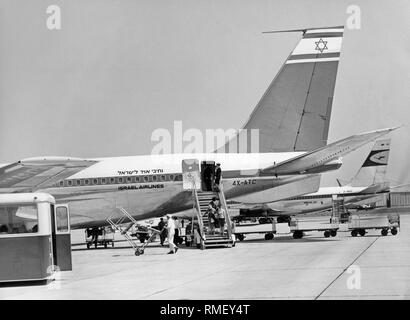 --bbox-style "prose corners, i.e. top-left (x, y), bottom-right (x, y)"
top-left (363, 150), bottom-right (389, 167)
top-left (315, 38), bottom-right (328, 53)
